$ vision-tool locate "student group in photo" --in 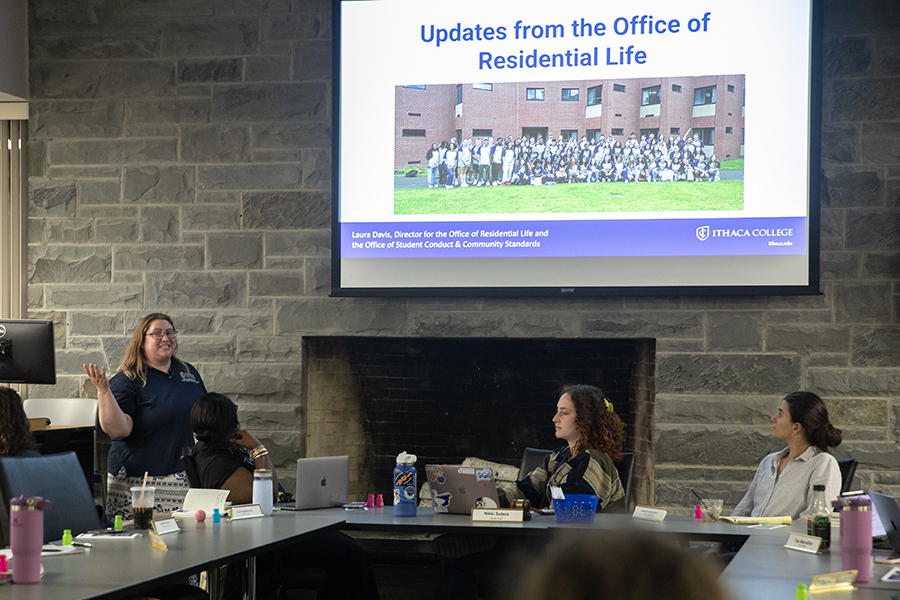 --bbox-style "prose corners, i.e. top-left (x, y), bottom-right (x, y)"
top-left (424, 130), bottom-right (722, 189)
